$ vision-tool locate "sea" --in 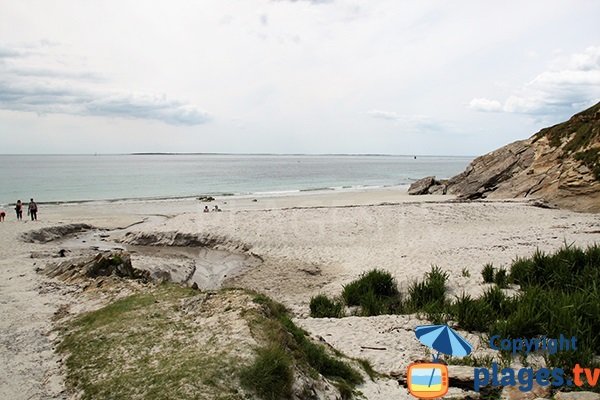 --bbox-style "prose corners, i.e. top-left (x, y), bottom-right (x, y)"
top-left (0, 154), bottom-right (473, 205)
